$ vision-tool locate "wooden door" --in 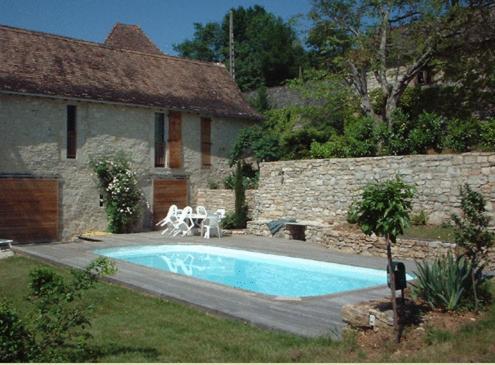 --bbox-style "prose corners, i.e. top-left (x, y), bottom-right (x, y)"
top-left (152, 178), bottom-right (188, 227)
top-left (0, 178), bottom-right (59, 242)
